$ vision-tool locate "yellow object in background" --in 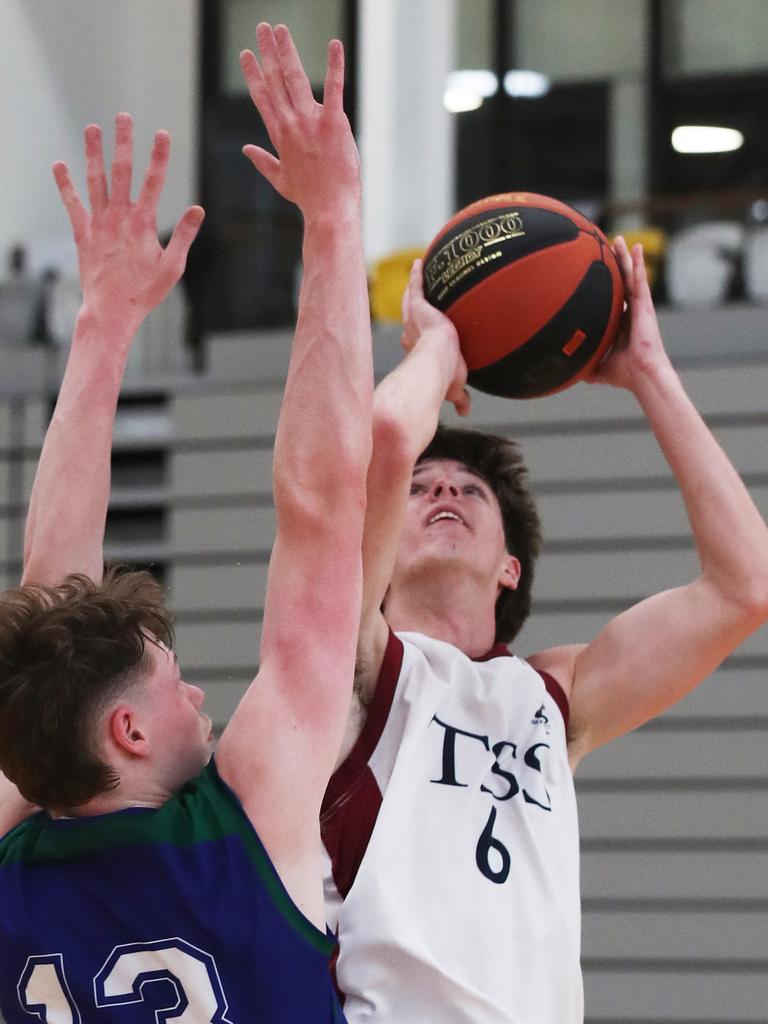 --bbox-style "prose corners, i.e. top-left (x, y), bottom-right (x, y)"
top-left (613, 227), bottom-right (667, 289)
top-left (370, 247), bottom-right (425, 321)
